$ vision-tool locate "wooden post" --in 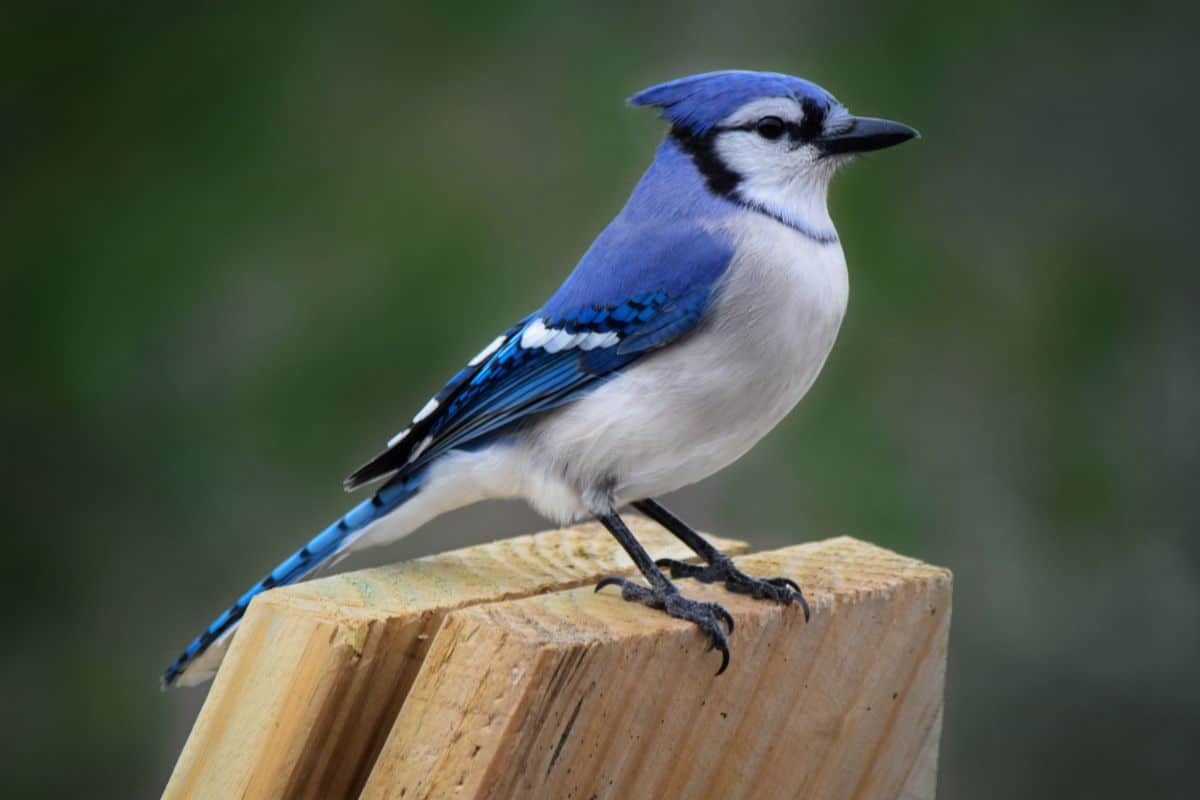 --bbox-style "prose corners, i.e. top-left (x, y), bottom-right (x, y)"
top-left (164, 518), bottom-right (749, 799)
top-left (360, 537), bottom-right (951, 800)
top-left (165, 531), bottom-right (951, 800)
